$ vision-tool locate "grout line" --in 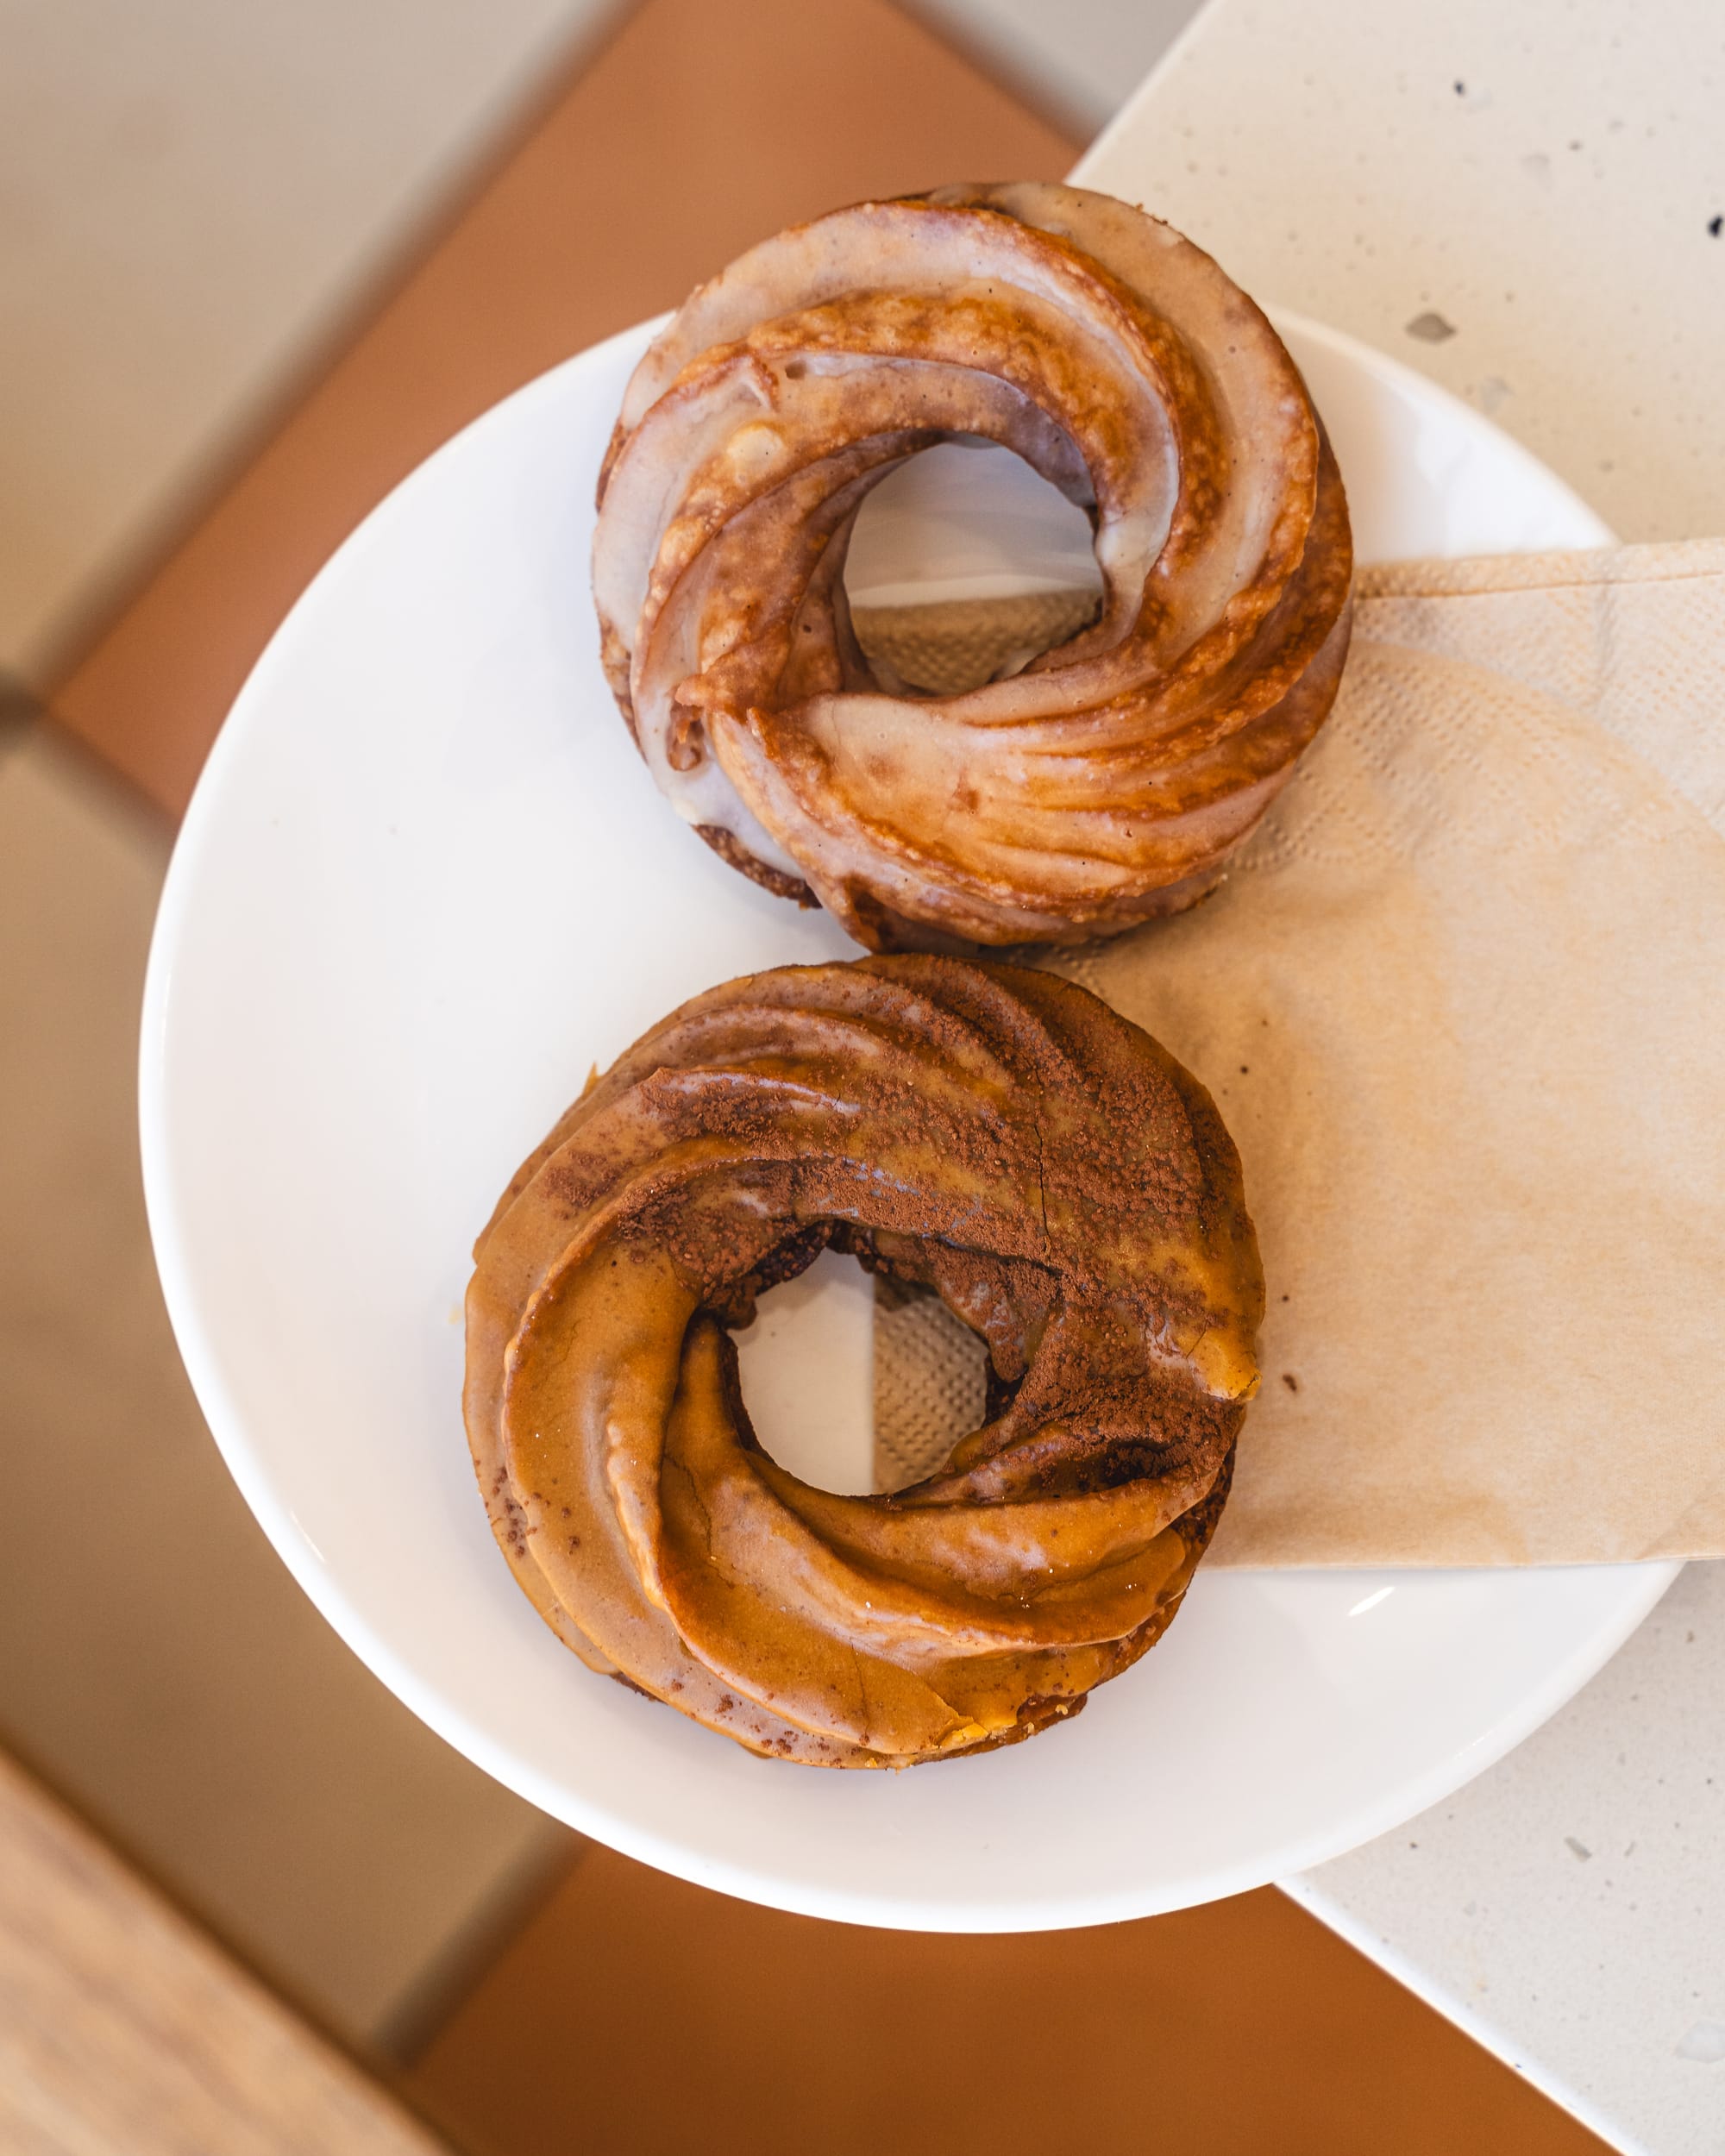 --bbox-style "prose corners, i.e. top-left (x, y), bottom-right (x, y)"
top-left (1, 671), bottom-right (42, 730)
top-left (0, 675), bottom-right (44, 781)
top-left (23, 705), bottom-right (180, 838)
top-left (377, 1829), bottom-right (594, 2068)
